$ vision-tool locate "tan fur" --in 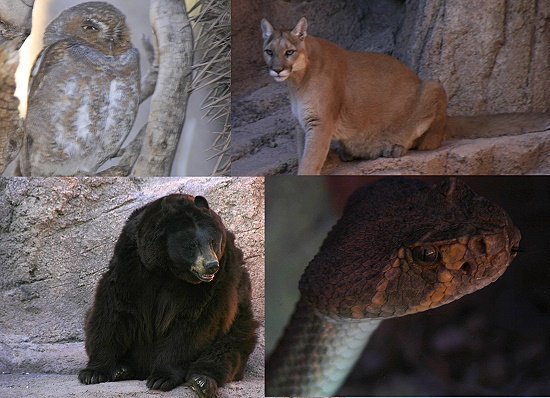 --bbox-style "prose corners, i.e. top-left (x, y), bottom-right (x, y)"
top-left (261, 17), bottom-right (550, 175)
